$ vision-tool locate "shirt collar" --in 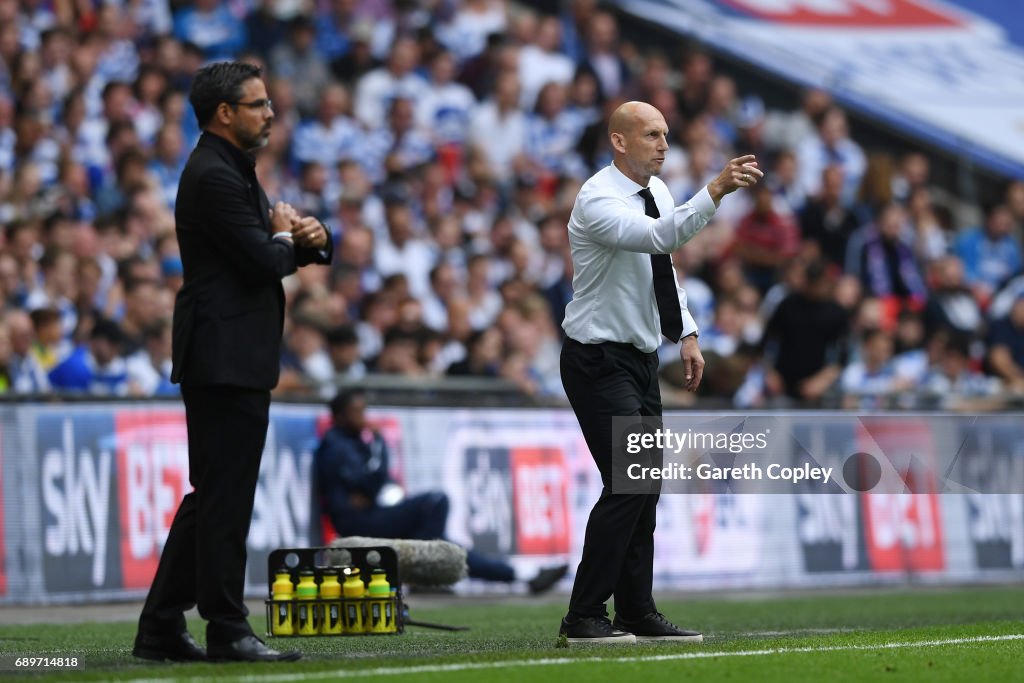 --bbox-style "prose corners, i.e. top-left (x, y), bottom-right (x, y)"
top-left (608, 161), bottom-right (649, 198)
top-left (200, 130), bottom-right (257, 170)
